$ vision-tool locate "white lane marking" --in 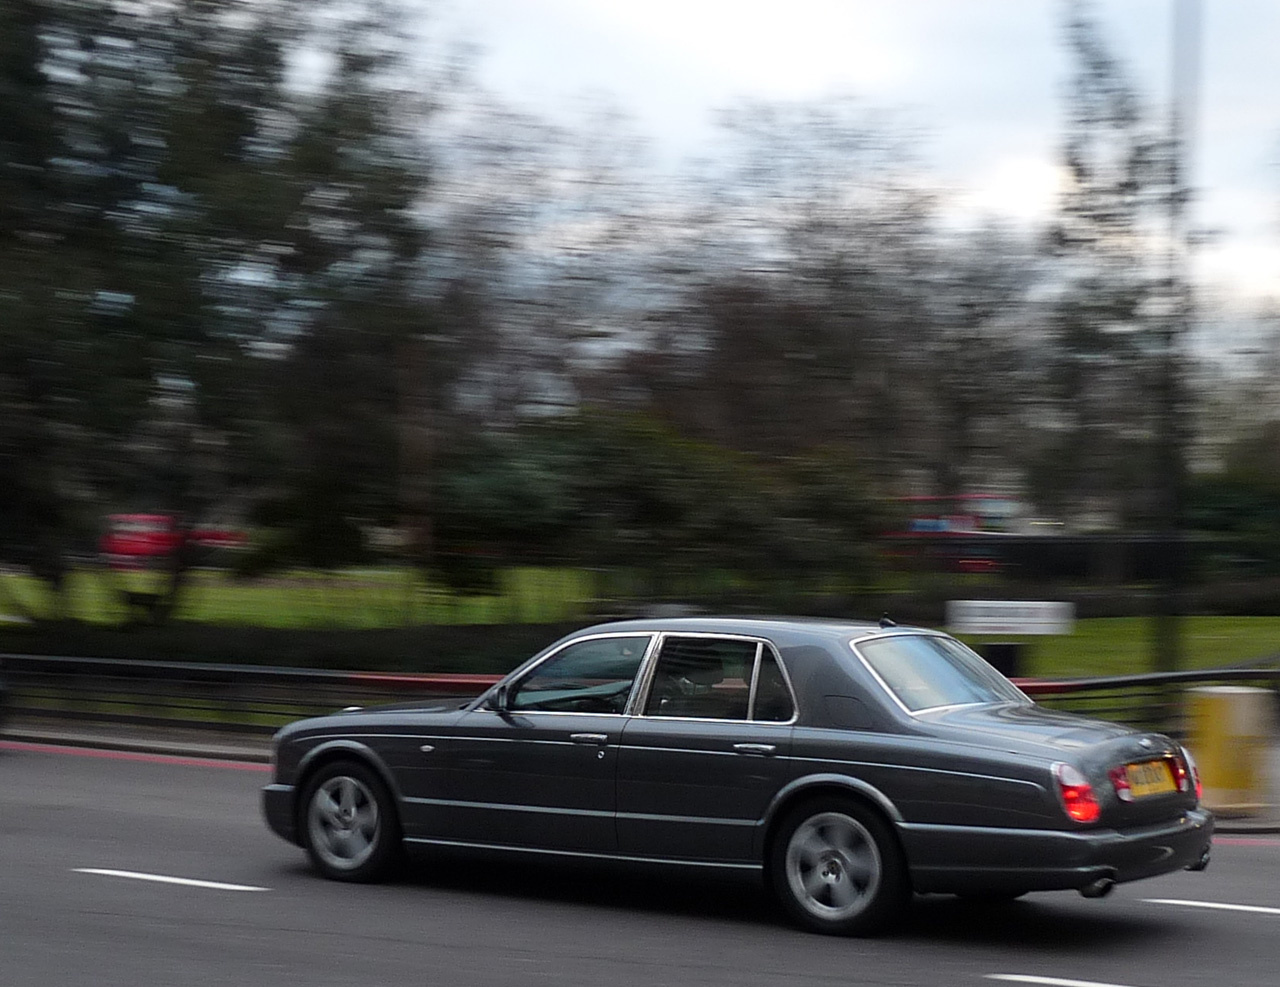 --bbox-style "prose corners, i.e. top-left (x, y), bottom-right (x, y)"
top-left (1144, 898), bottom-right (1280, 916)
top-left (74, 868), bottom-right (269, 892)
top-left (986, 977), bottom-right (1140, 987)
